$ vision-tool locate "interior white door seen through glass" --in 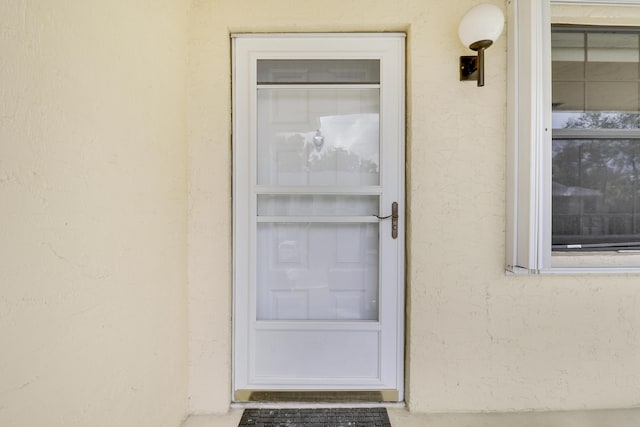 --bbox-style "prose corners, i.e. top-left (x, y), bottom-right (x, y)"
top-left (233, 34), bottom-right (405, 399)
